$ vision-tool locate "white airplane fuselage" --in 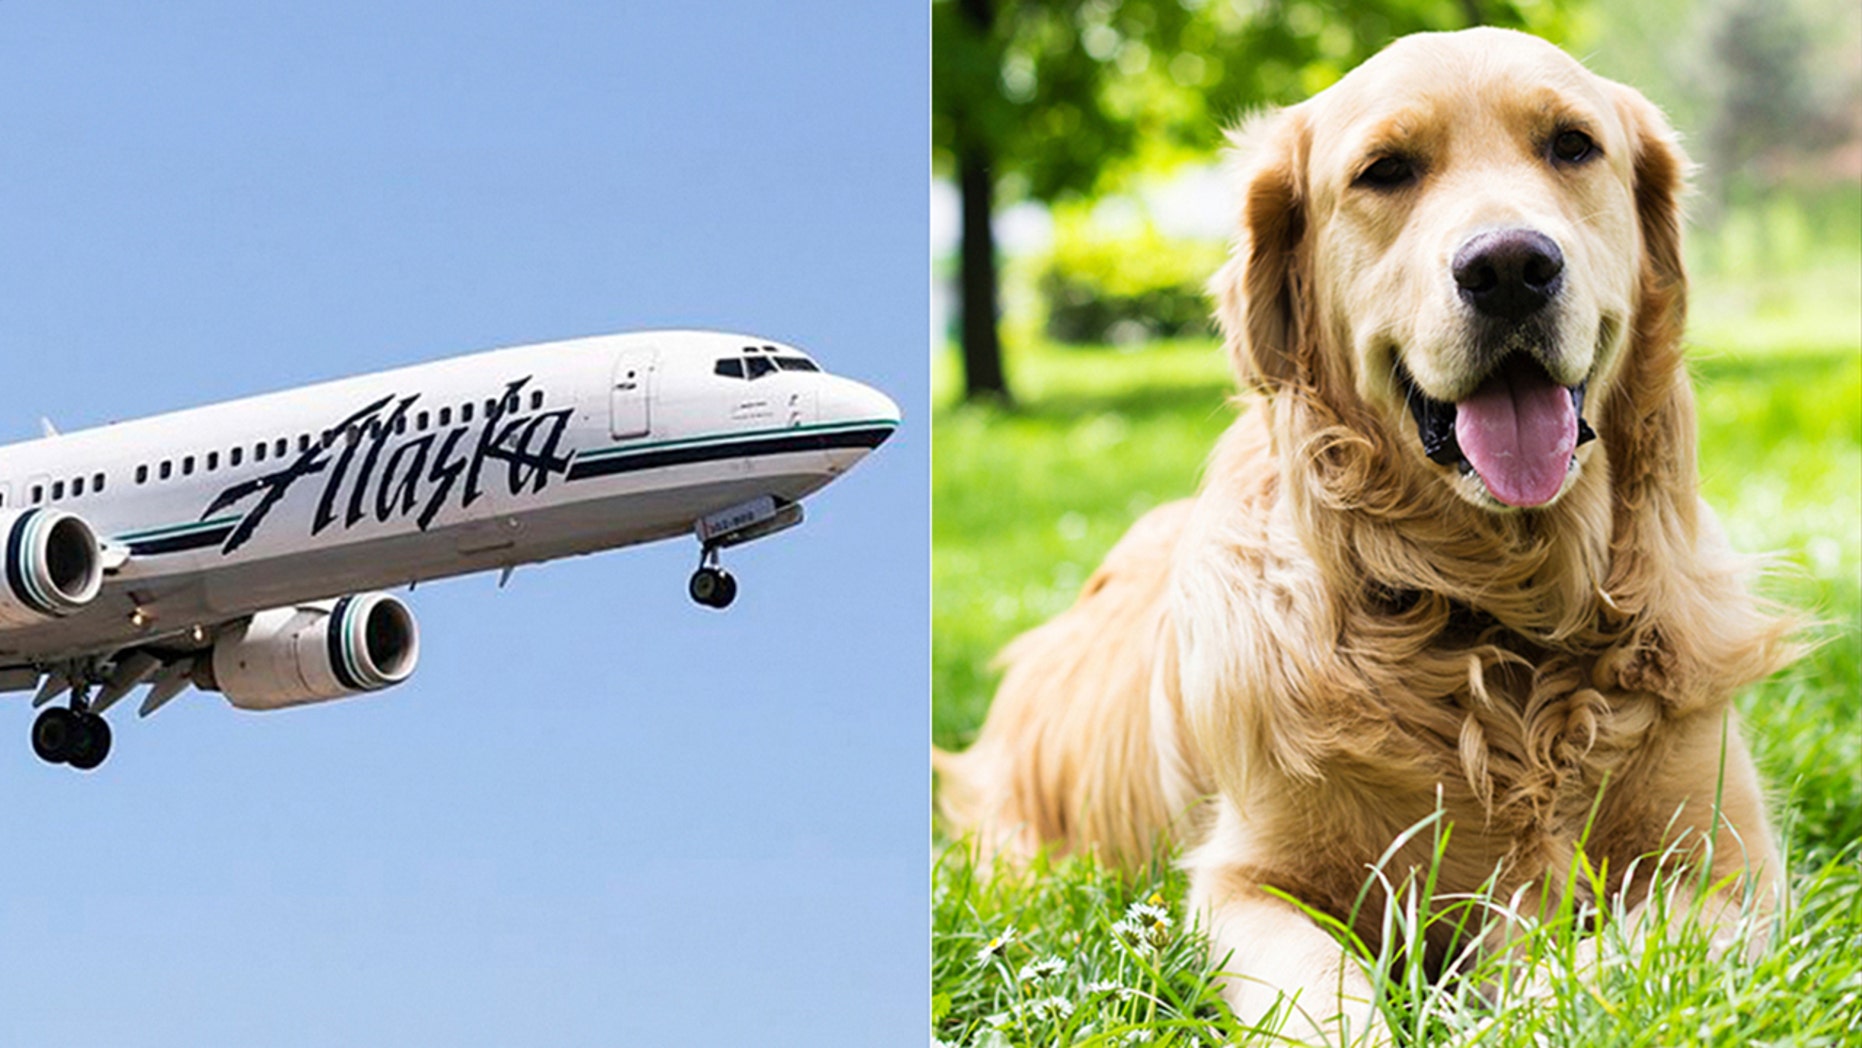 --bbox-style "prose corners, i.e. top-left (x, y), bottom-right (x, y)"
top-left (0, 330), bottom-right (897, 764)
